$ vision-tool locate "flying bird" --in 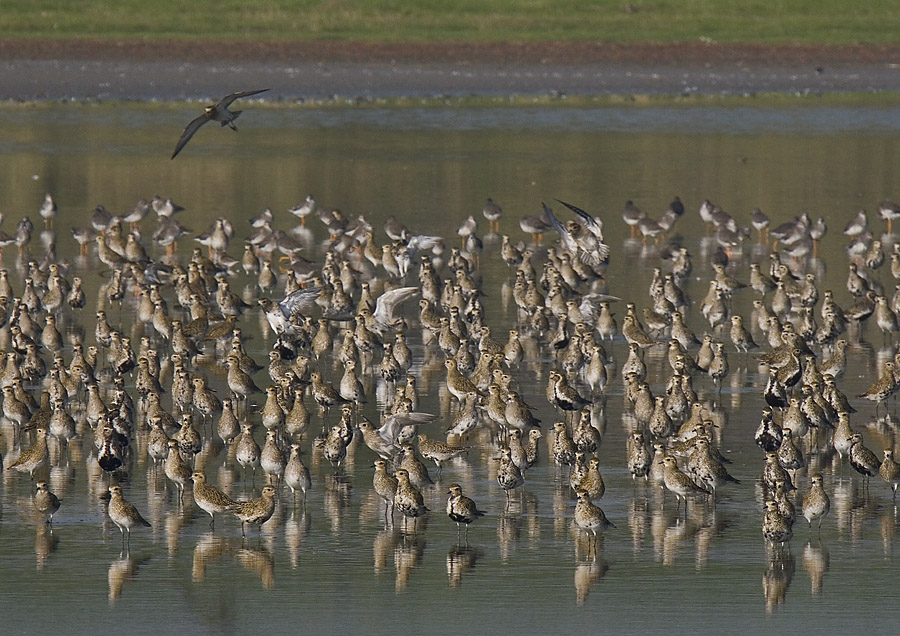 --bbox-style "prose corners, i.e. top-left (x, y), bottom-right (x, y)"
top-left (171, 89), bottom-right (270, 159)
